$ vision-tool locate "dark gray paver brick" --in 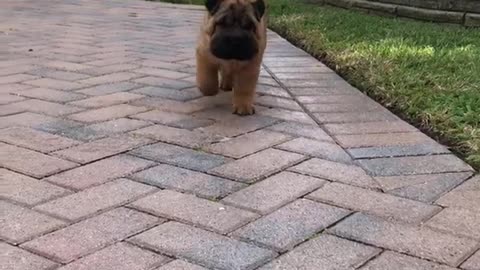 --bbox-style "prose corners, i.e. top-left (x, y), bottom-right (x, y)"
top-left (233, 199), bottom-right (350, 251)
top-left (156, 260), bottom-right (208, 270)
top-left (276, 137), bottom-right (352, 163)
top-left (330, 213), bottom-right (478, 266)
top-left (222, 171), bottom-right (325, 214)
top-left (0, 201), bottom-right (66, 244)
top-left (58, 242), bottom-right (169, 270)
top-left (0, 168), bottom-right (70, 206)
top-left (290, 158), bottom-right (379, 189)
top-left (0, 142), bottom-right (77, 178)
top-left (259, 234), bottom-right (380, 270)
top-left (130, 221), bottom-right (277, 270)
top-left (0, 127), bottom-right (80, 153)
top-left (0, 242), bottom-right (58, 270)
top-left (132, 164), bottom-right (245, 199)
top-left (35, 179), bottom-right (156, 221)
top-left (308, 182), bottom-right (440, 223)
top-left (45, 155), bottom-right (154, 190)
top-left (210, 149), bottom-right (305, 183)
top-left (436, 175), bottom-right (480, 211)
top-left (52, 135), bottom-right (153, 164)
top-left (347, 143), bottom-right (450, 159)
top-left (21, 208), bottom-right (160, 264)
top-left (462, 250), bottom-right (480, 270)
top-left (358, 155), bottom-right (473, 176)
top-left (266, 121), bottom-right (334, 142)
top-left (360, 251), bottom-right (457, 270)
top-left (130, 189), bottom-right (258, 234)
top-left (376, 172), bottom-right (472, 203)
top-left (427, 207), bottom-right (480, 240)
top-left (204, 130), bottom-right (291, 158)
top-left (130, 142), bottom-right (230, 172)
